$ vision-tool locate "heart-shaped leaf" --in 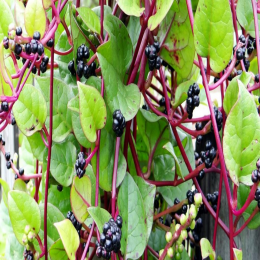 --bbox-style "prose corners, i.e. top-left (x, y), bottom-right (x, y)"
top-left (237, 0), bottom-right (260, 38)
top-left (49, 239), bottom-right (67, 260)
top-left (223, 80), bottom-right (260, 185)
top-left (35, 76), bottom-right (74, 142)
top-left (27, 132), bottom-right (46, 161)
top-left (13, 84), bottom-right (47, 136)
top-left (54, 219), bottom-right (80, 260)
top-left (194, 0), bottom-right (233, 73)
top-left (71, 176), bottom-right (91, 223)
top-left (116, 0), bottom-right (145, 17)
top-left (97, 14), bottom-right (141, 121)
top-left (77, 7), bottom-right (101, 34)
top-left (8, 191), bottom-right (41, 245)
top-left (159, 0), bottom-right (195, 78)
top-left (118, 173), bottom-right (147, 259)
top-left (87, 207), bottom-right (112, 234)
top-left (50, 141), bottom-right (76, 187)
top-left (24, 0), bottom-right (46, 38)
top-left (148, 0), bottom-right (174, 31)
top-left (78, 81), bottom-right (107, 143)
